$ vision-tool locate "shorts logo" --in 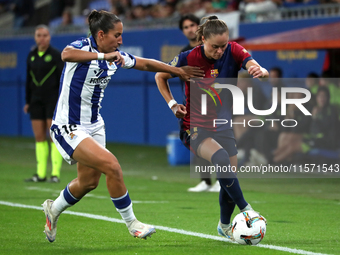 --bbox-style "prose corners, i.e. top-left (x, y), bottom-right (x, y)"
top-left (191, 132), bottom-right (198, 140)
top-left (69, 132), bottom-right (77, 140)
top-left (211, 69), bottom-right (219, 78)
